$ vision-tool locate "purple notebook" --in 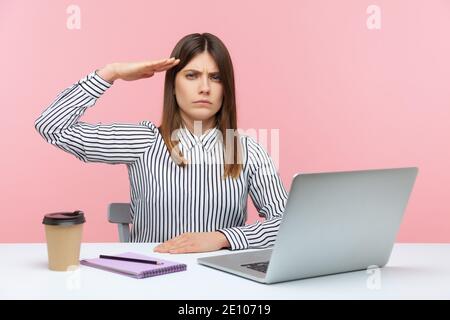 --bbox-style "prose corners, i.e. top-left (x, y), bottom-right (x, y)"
top-left (80, 252), bottom-right (187, 279)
